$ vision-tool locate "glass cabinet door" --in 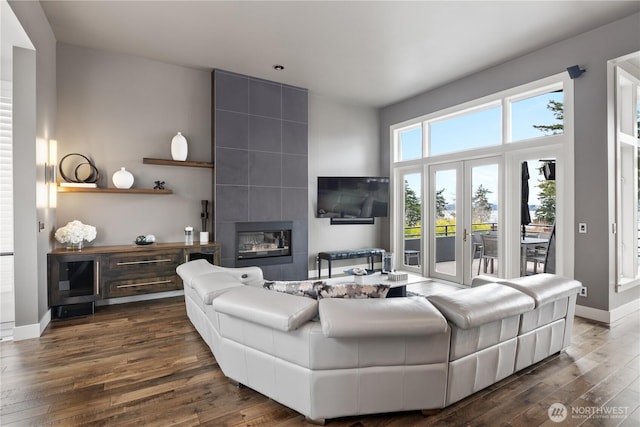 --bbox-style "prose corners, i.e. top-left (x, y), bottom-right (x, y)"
top-left (48, 253), bottom-right (99, 307)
